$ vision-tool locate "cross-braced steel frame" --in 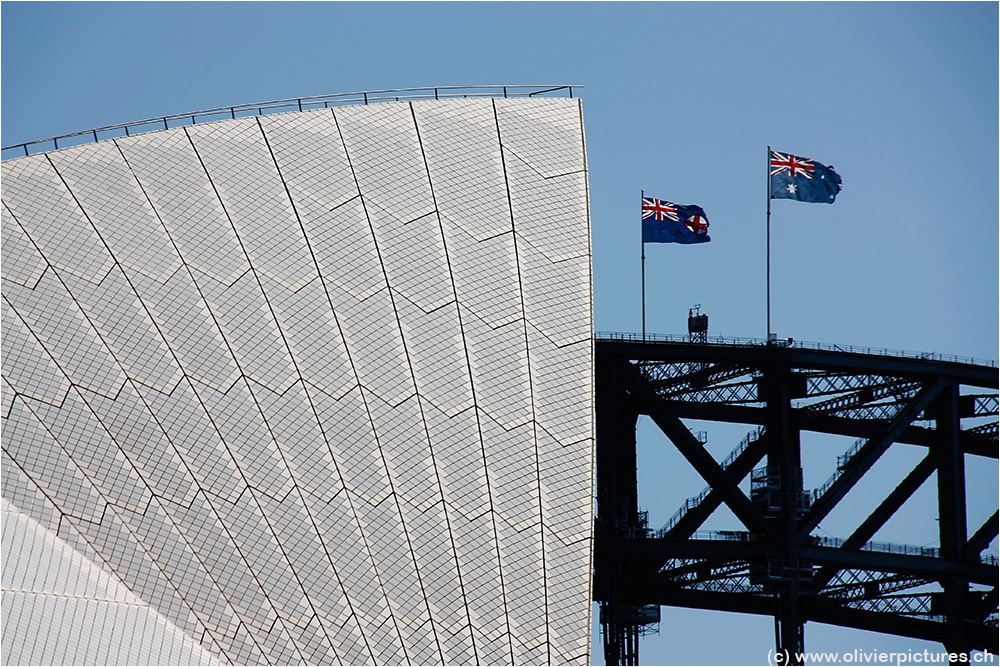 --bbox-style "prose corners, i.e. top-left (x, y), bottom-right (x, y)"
top-left (593, 338), bottom-right (999, 665)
